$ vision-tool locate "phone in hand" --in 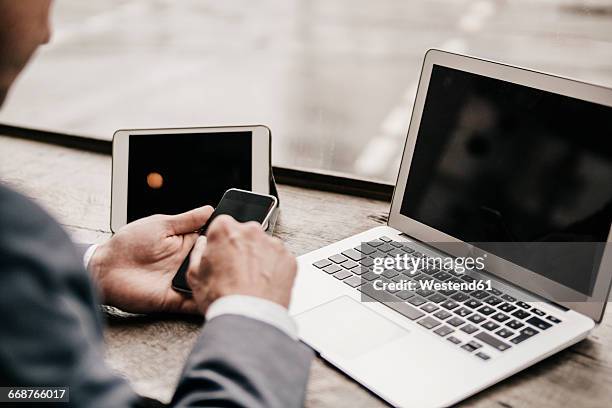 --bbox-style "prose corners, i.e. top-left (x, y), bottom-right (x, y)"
top-left (171, 188), bottom-right (278, 294)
